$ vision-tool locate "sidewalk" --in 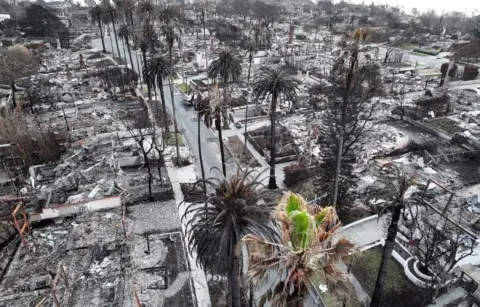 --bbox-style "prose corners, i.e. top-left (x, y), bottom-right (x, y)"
top-left (166, 163), bottom-right (212, 307)
top-left (136, 86), bottom-right (212, 307)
